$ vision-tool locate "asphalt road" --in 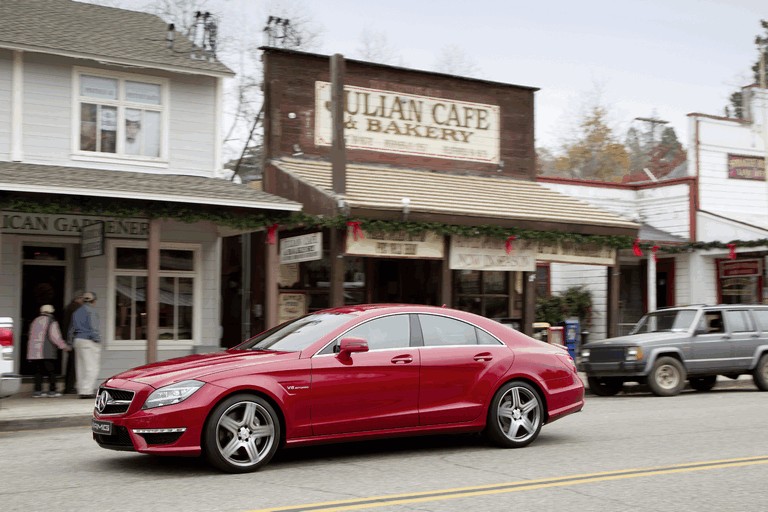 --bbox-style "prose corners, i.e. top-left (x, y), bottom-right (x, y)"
top-left (2, 382), bottom-right (767, 512)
